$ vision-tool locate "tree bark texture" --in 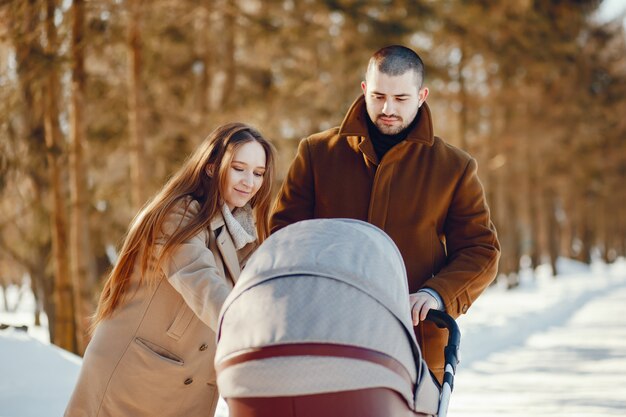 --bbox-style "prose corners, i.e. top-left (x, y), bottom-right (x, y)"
top-left (44, 0), bottom-right (77, 353)
top-left (127, 0), bottom-right (146, 210)
top-left (70, 0), bottom-right (97, 354)
top-left (220, 0), bottom-right (236, 108)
